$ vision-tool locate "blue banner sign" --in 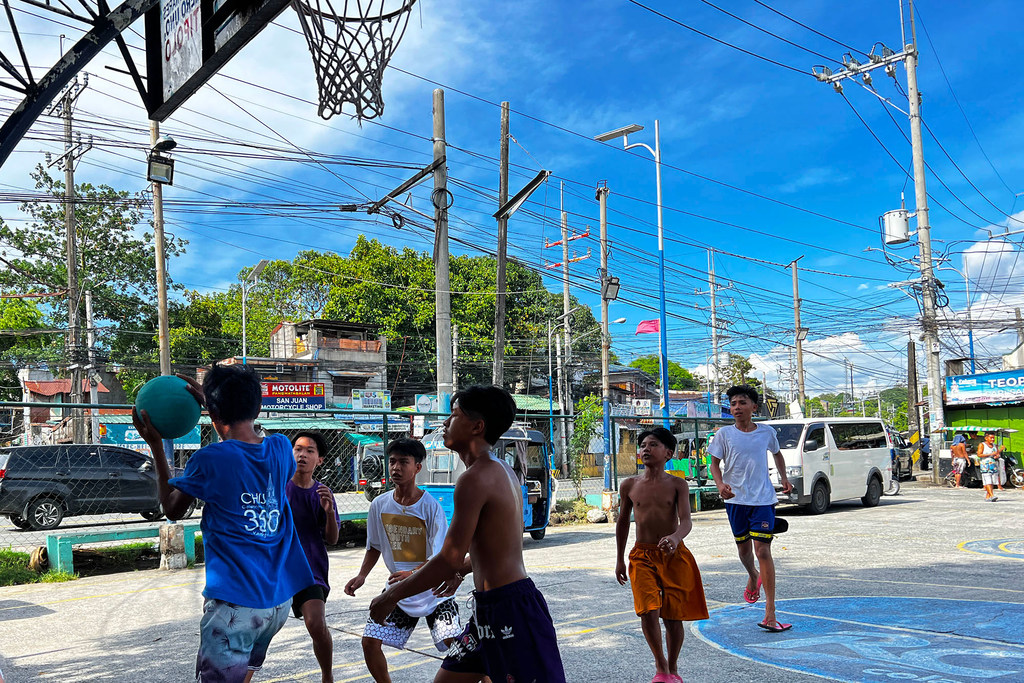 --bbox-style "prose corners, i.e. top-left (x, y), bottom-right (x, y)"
top-left (946, 369), bottom-right (1024, 406)
top-left (100, 422), bottom-right (201, 456)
